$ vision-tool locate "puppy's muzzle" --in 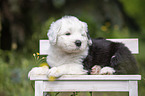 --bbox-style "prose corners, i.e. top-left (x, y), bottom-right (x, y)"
top-left (75, 40), bottom-right (82, 47)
